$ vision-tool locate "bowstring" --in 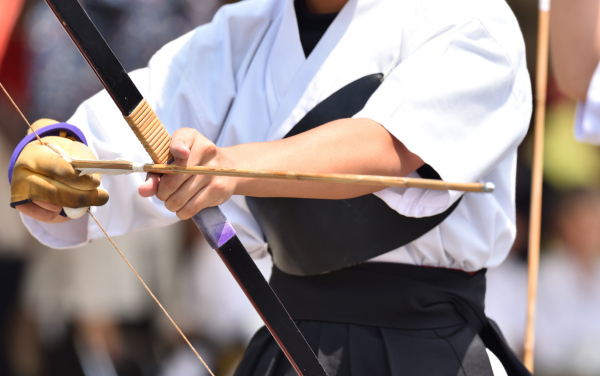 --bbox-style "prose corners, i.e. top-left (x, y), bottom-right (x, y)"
top-left (1, 82), bottom-right (216, 376)
top-left (0, 82), bottom-right (44, 145)
top-left (88, 210), bottom-right (215, 376)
